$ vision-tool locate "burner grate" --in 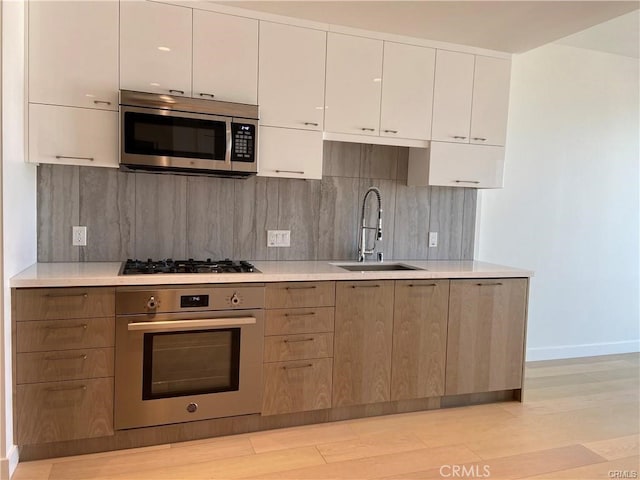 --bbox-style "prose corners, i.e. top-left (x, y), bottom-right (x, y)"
top-left (121, 258), bottom-right (258, 275)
